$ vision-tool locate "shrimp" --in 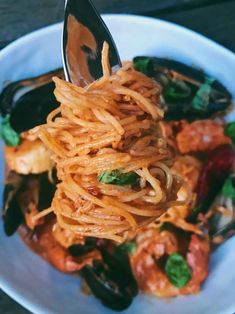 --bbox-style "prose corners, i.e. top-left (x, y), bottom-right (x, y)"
top-left (5, 139), bottom-right (53, 174)
top-left (176, 120), bottom-right (231, 154)
top-left (36, 218), bottom-right (101, 273)
top-left (130, 227), bottom-right (209, 297)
